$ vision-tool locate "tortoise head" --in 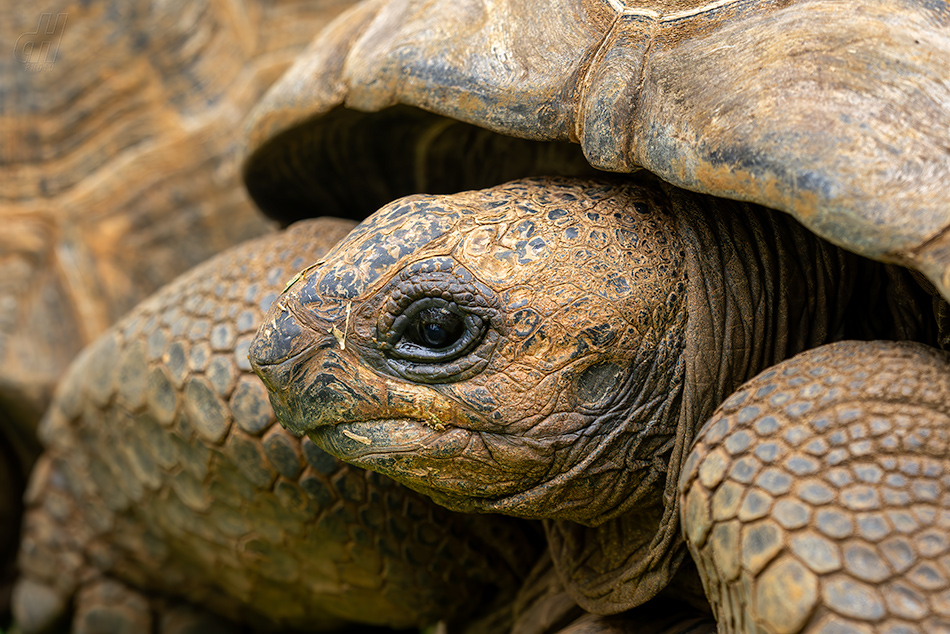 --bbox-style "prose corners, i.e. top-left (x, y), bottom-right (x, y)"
top-left (249, 176), bottom-right (689, 526)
